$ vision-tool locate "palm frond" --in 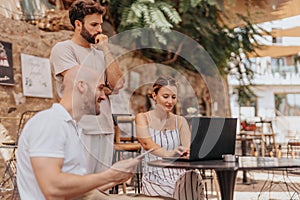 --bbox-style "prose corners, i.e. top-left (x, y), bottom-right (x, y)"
top-left (154, 31), bottom-right (167, 45)
top-left (117, 0), bottom-right (181, 43)
top-left (150, 7), bottom-right (172, 31)
top-left (157, 2), bottom-right (181, 24)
